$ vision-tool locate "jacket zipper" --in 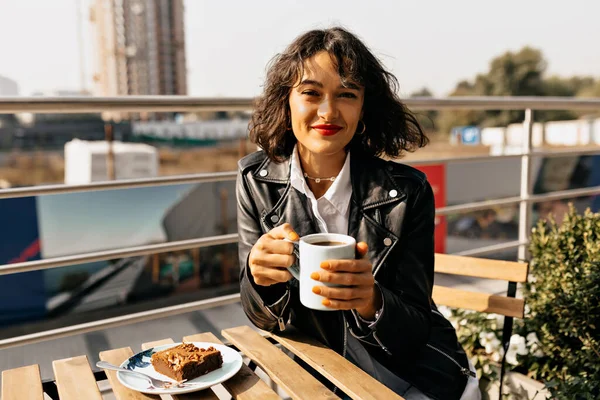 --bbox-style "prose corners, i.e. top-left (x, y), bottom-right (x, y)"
top-left (262, 289), bottom-right (290, 331)
top-left (426, 344), bottom-right (476, 378)
top-left (342, 314), bottom-right (348, 359)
